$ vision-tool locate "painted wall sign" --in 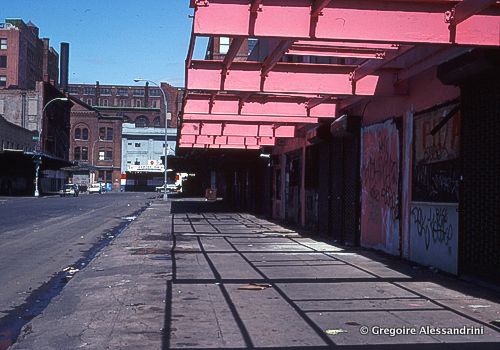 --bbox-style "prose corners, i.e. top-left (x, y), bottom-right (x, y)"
top-left (360, 119), bottom-right (400, 255)
top-left (413, 104), bottom-right (460, 202)
top-left (410, 202), bottom-right (458, 274)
